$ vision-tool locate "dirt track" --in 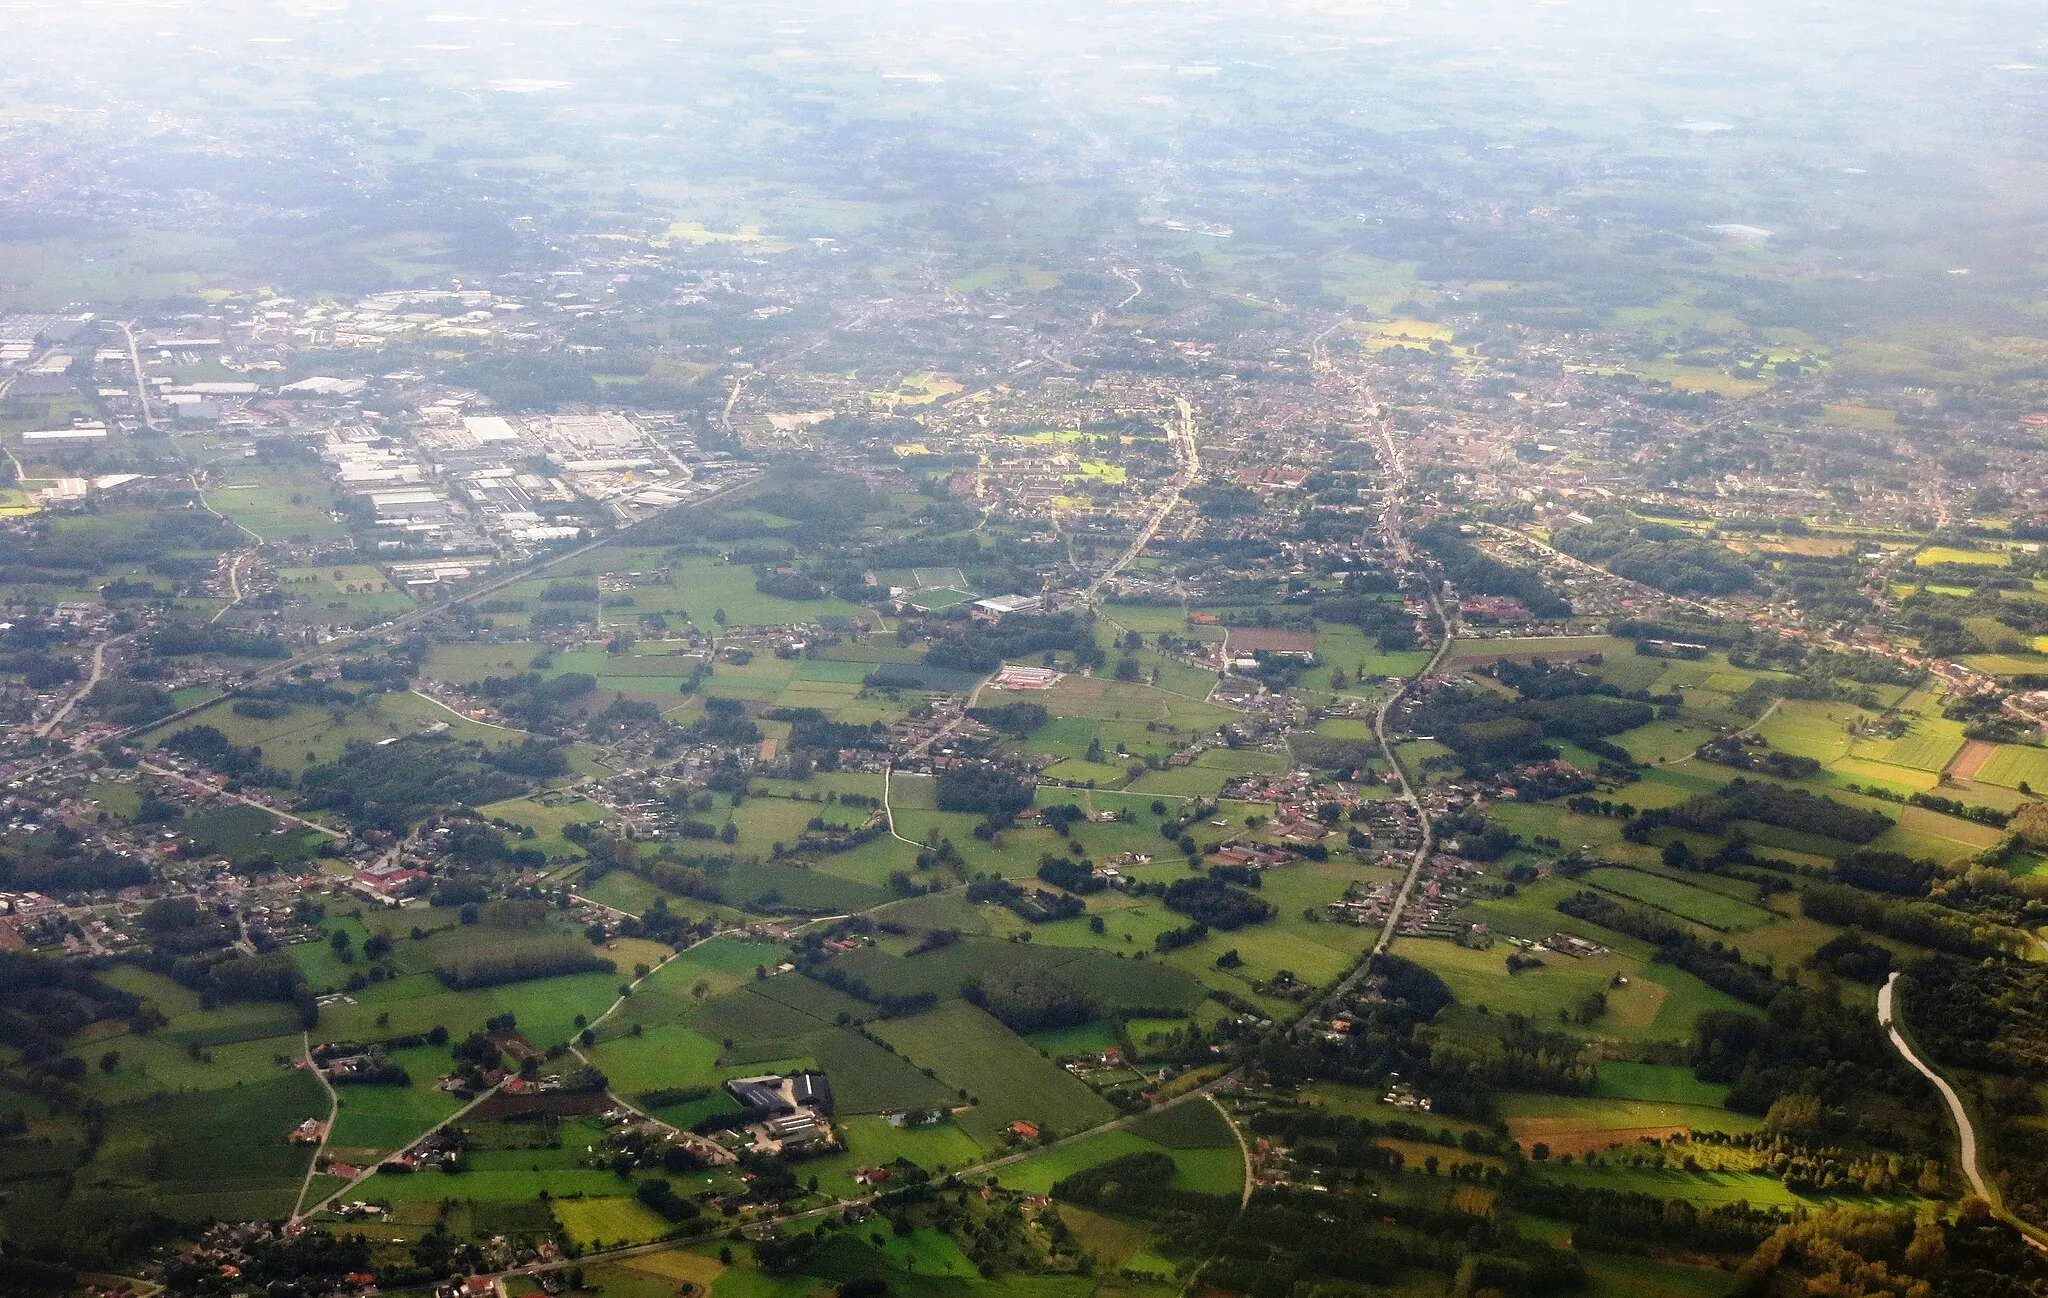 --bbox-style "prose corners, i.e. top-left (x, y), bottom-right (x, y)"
top-left (1947, 738), bottom-right (1997, 781)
